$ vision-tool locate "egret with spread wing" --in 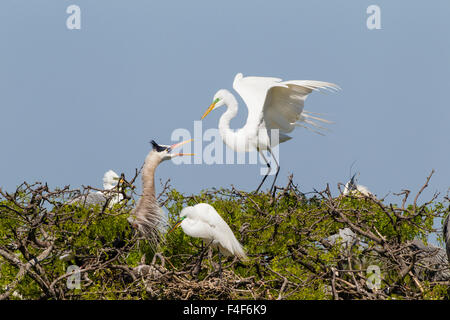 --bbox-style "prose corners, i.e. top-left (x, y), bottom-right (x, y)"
top-left (168, 203), bottom-right (247, 276)
top-left (128, 139), bottom-right (194, 247)
top-left (201, 73), bottom-right (340, 192)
